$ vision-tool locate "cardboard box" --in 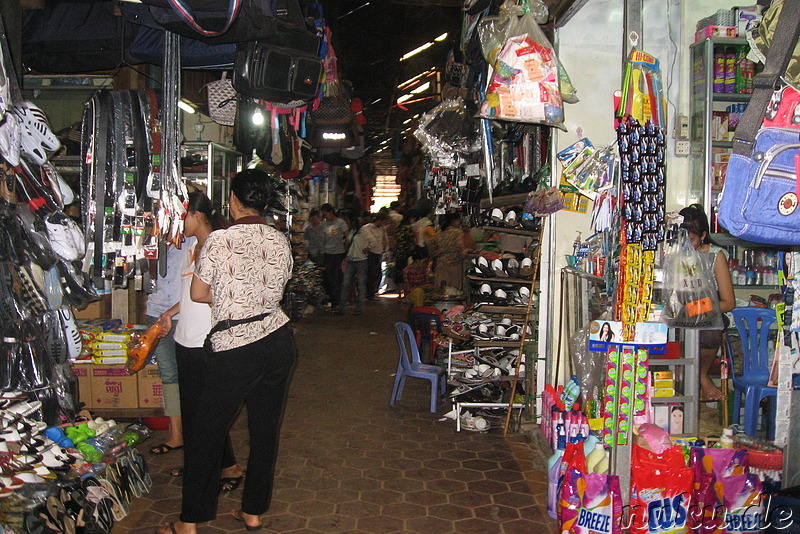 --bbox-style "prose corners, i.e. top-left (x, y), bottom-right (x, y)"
top-left (653, 405), bottom-right (670, 433)
top-left (653, 387), bottom-right (676, 398)
top-left (654, 379), bottom-right (675, 389)
top-left (73, 296), bottom-right (112, 320)
top-left (91, 365), bottom-right (138, 409)
top-left (695, 25), bottom-right (737, 42)
top-left (652, 371), bottom-right (674, 380)
top-left (137, 365), bottom-right (164, 409)
top-left (73, 364), bottom-right (93, 410)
